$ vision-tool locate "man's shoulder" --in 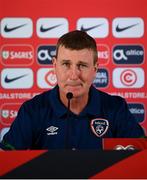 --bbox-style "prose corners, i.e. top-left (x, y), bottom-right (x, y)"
top-left (22, 87), bottom-right (57, 109)
top-left (93, 86), bottom-right (125, 106)
top-left (28, 90), bottom-right (51, 103)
